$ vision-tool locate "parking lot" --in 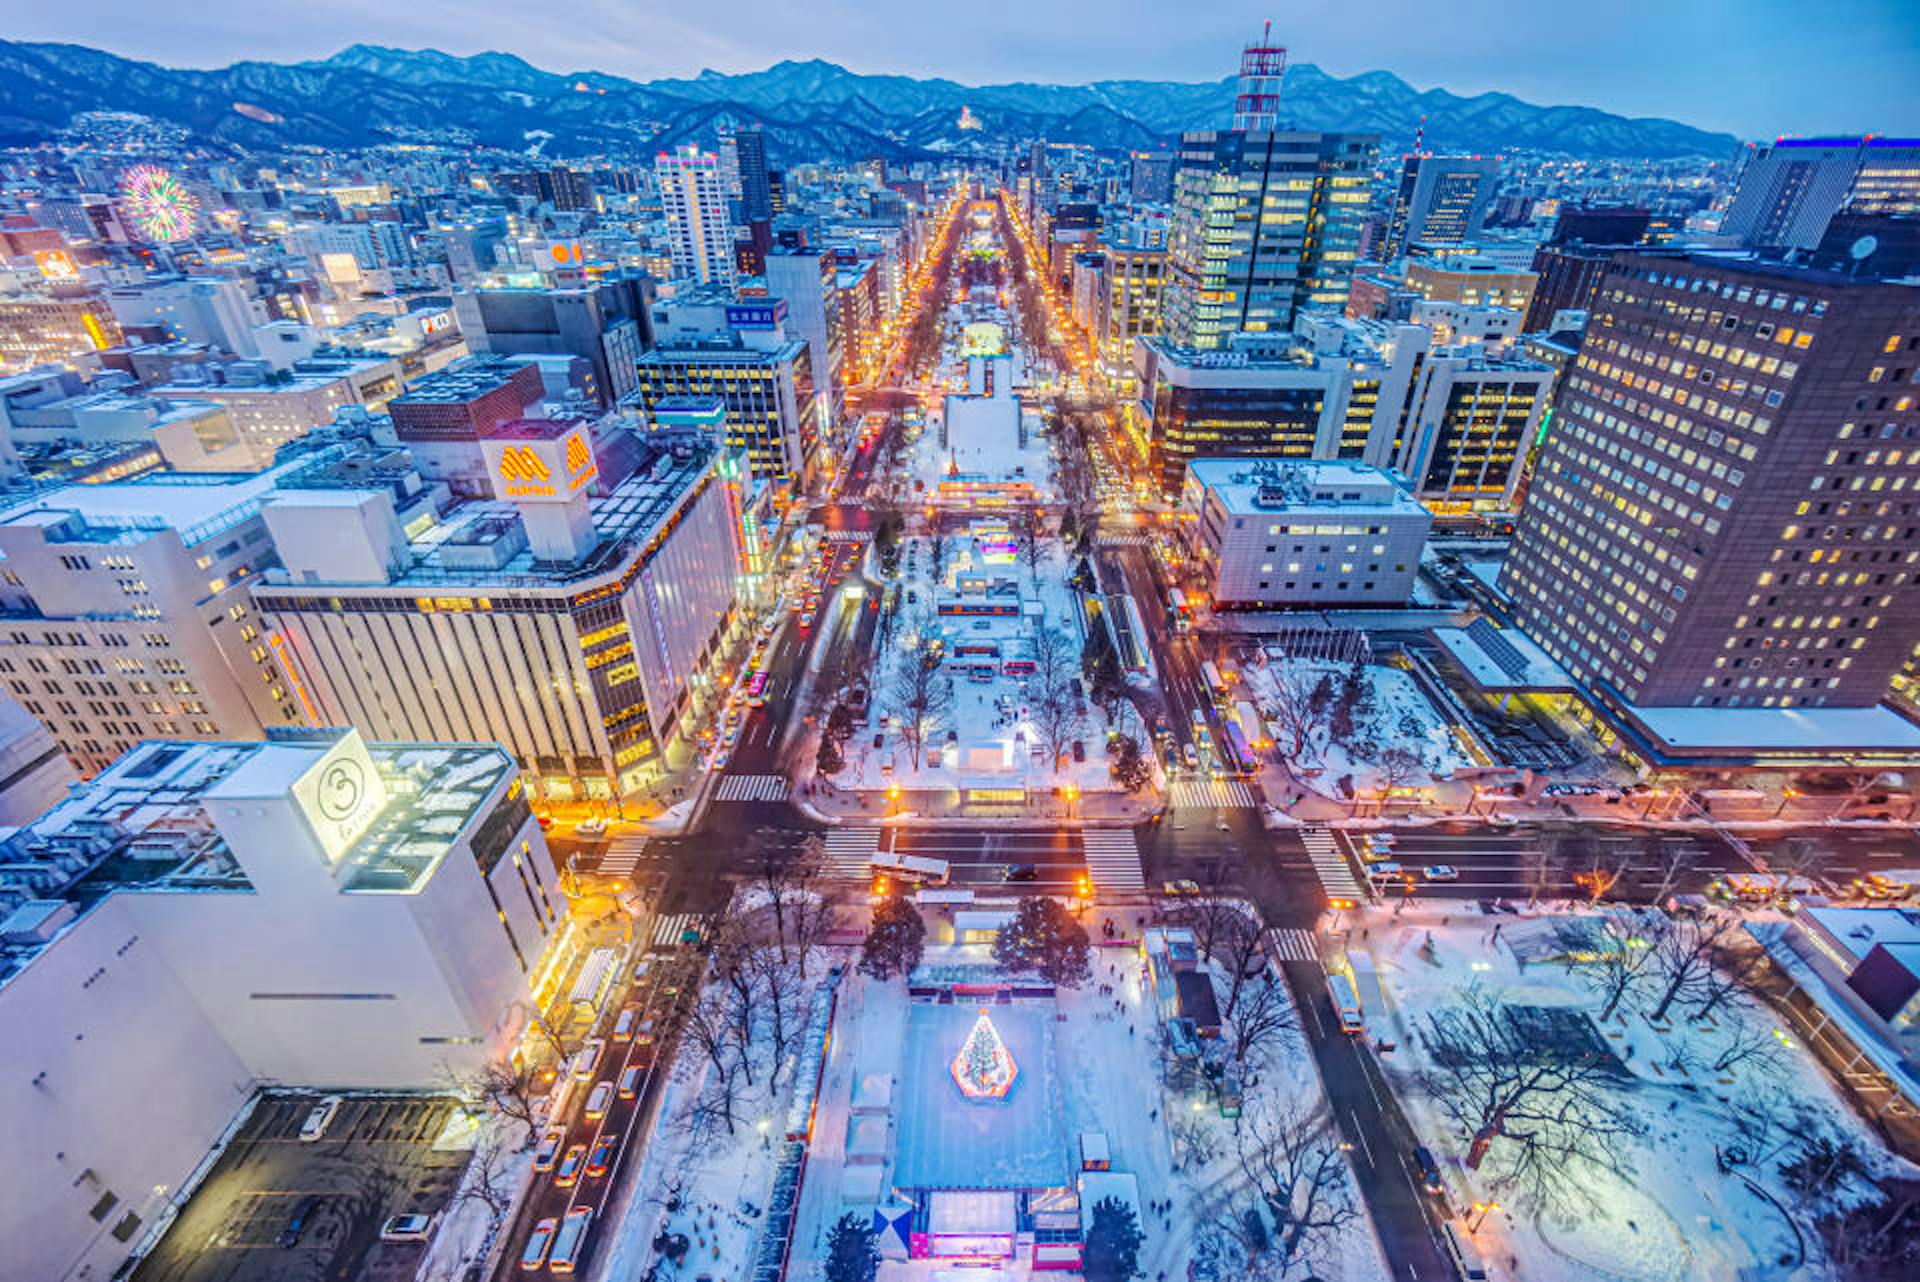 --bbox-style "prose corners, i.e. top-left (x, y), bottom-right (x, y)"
top-left (134, 1093), bottom-right (468, 1282)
